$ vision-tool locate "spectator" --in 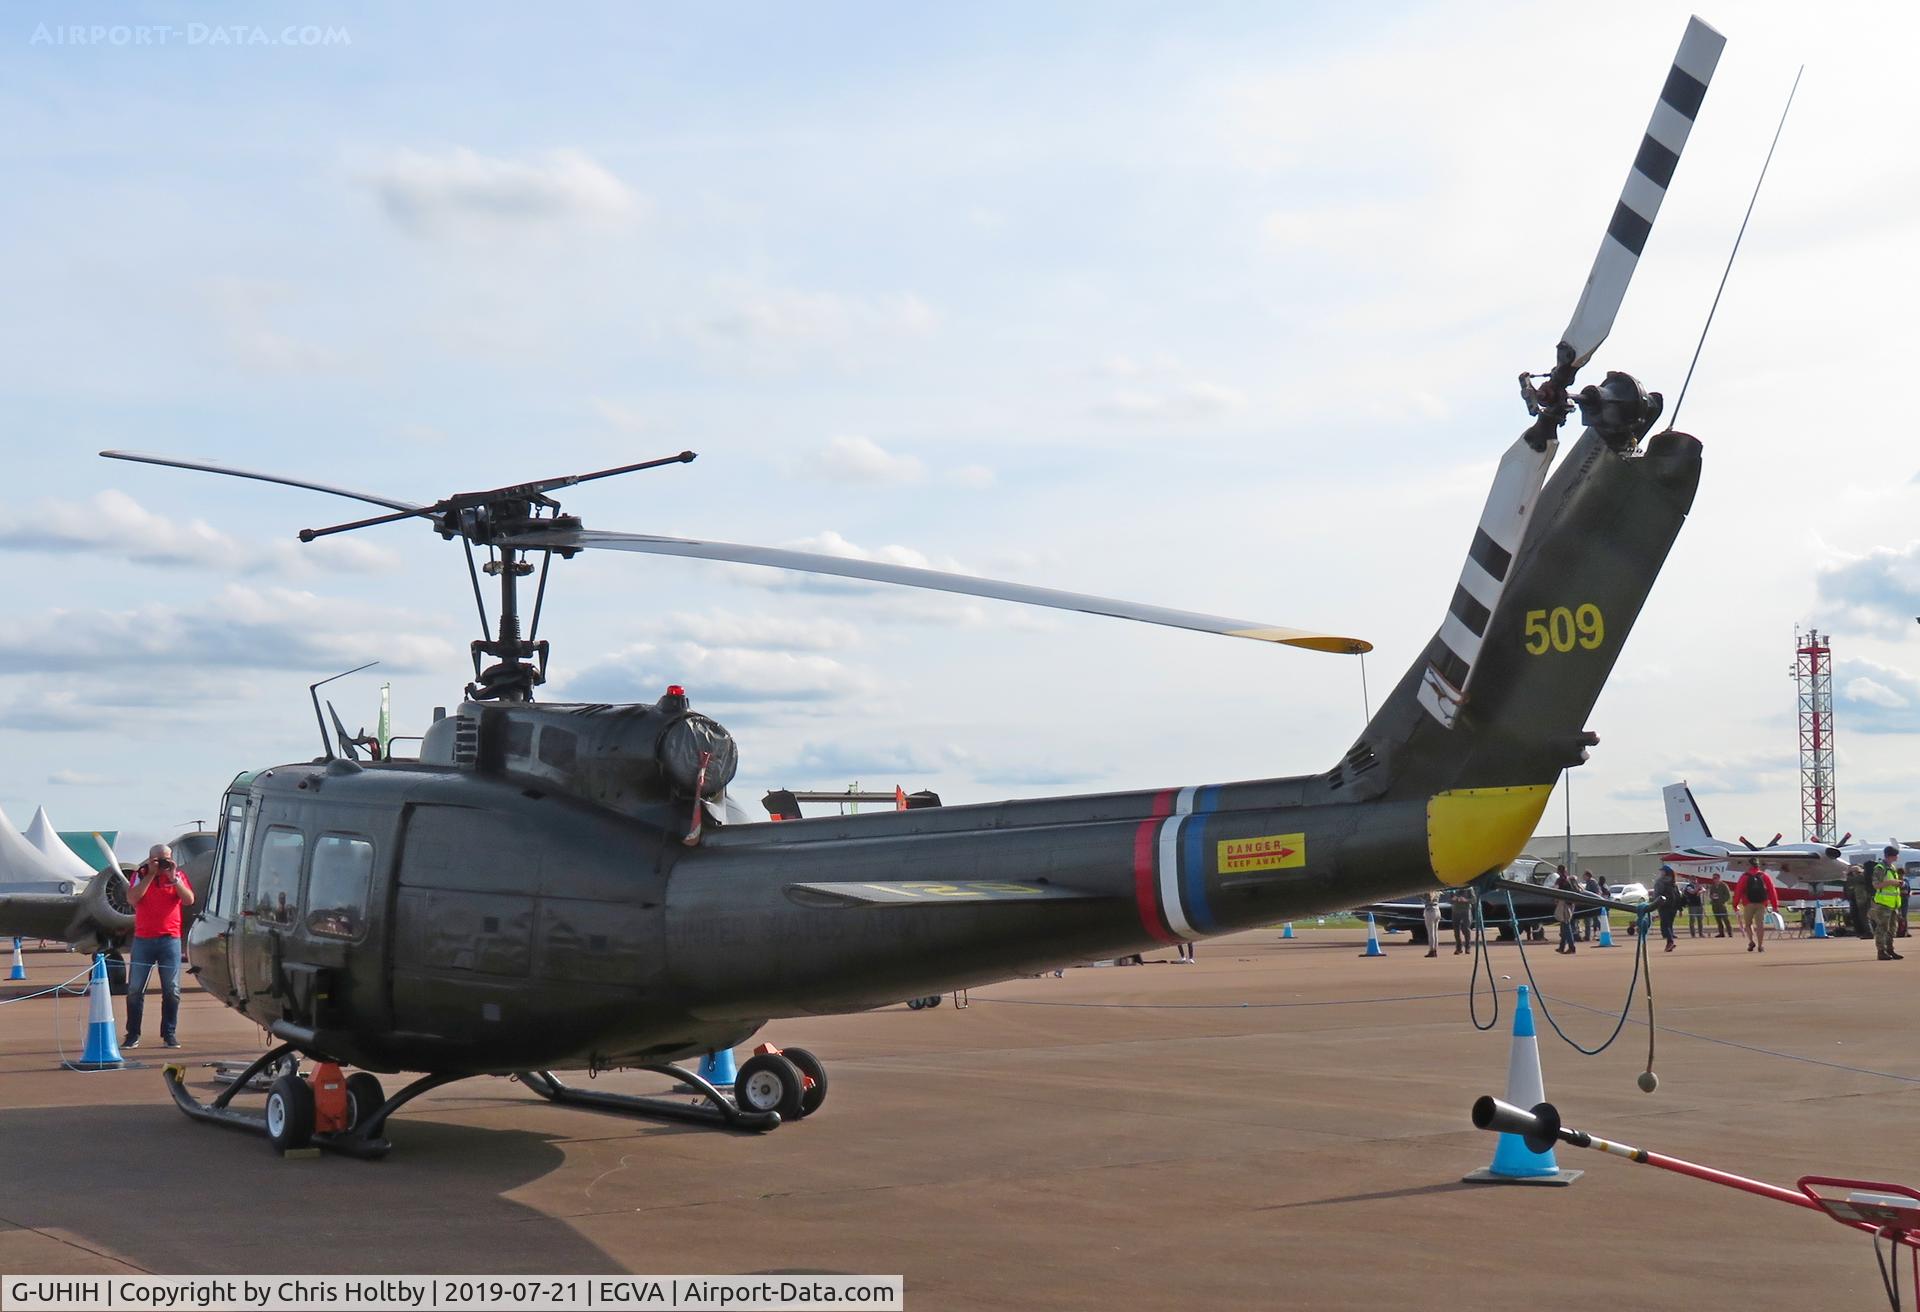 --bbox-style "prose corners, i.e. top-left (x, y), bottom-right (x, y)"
top-left (1731, 859), bottom-right (1779, 954)
top-left (1553, 867), bottom-right (1580, 954)
top-left (1450, 885), bottom-right (1475, 955)
top-left (125, 843), bottom-right (194, 1049)
top-left (1583, 871), bottom-right (1606, 942)
top-left (1685, 881), bottom-right (1705, 938)
top-left (1651, 864), bottom-right (1680, 953)
top-left (1708, 874), bottom-right (1732, 938)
